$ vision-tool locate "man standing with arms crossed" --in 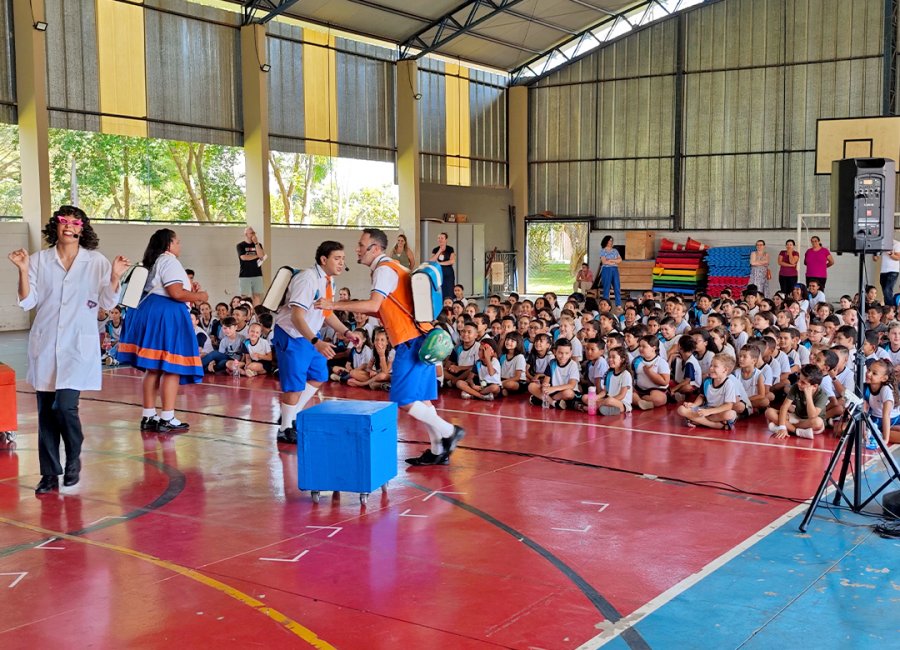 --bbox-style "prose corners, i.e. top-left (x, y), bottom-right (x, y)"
top-left (317, 228), bottom-right (465, 465)
top-left (237, 226), bottom-right (266, 305)
top-left (273, 241), bottom-right (358, 444)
